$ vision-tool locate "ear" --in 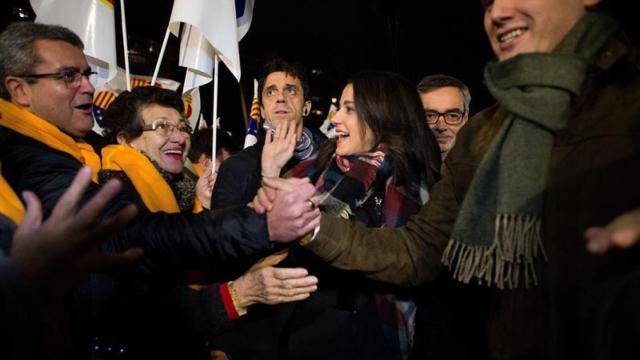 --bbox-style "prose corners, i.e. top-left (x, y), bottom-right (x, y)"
top-left (582, 0), bottom-right (600, 7)
top-left (116, 132), bottom-right (130, 145)
top-left (260, 105), bottom-right (266, 120)
top-left (4, 76), bottom-right (32, 107)
top-left (302, 100), bottom-right (312, 116)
